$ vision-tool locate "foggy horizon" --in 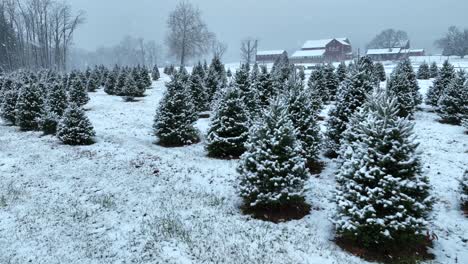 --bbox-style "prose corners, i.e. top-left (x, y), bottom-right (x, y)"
top-left (68, 0), bottom-right (468, 63)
